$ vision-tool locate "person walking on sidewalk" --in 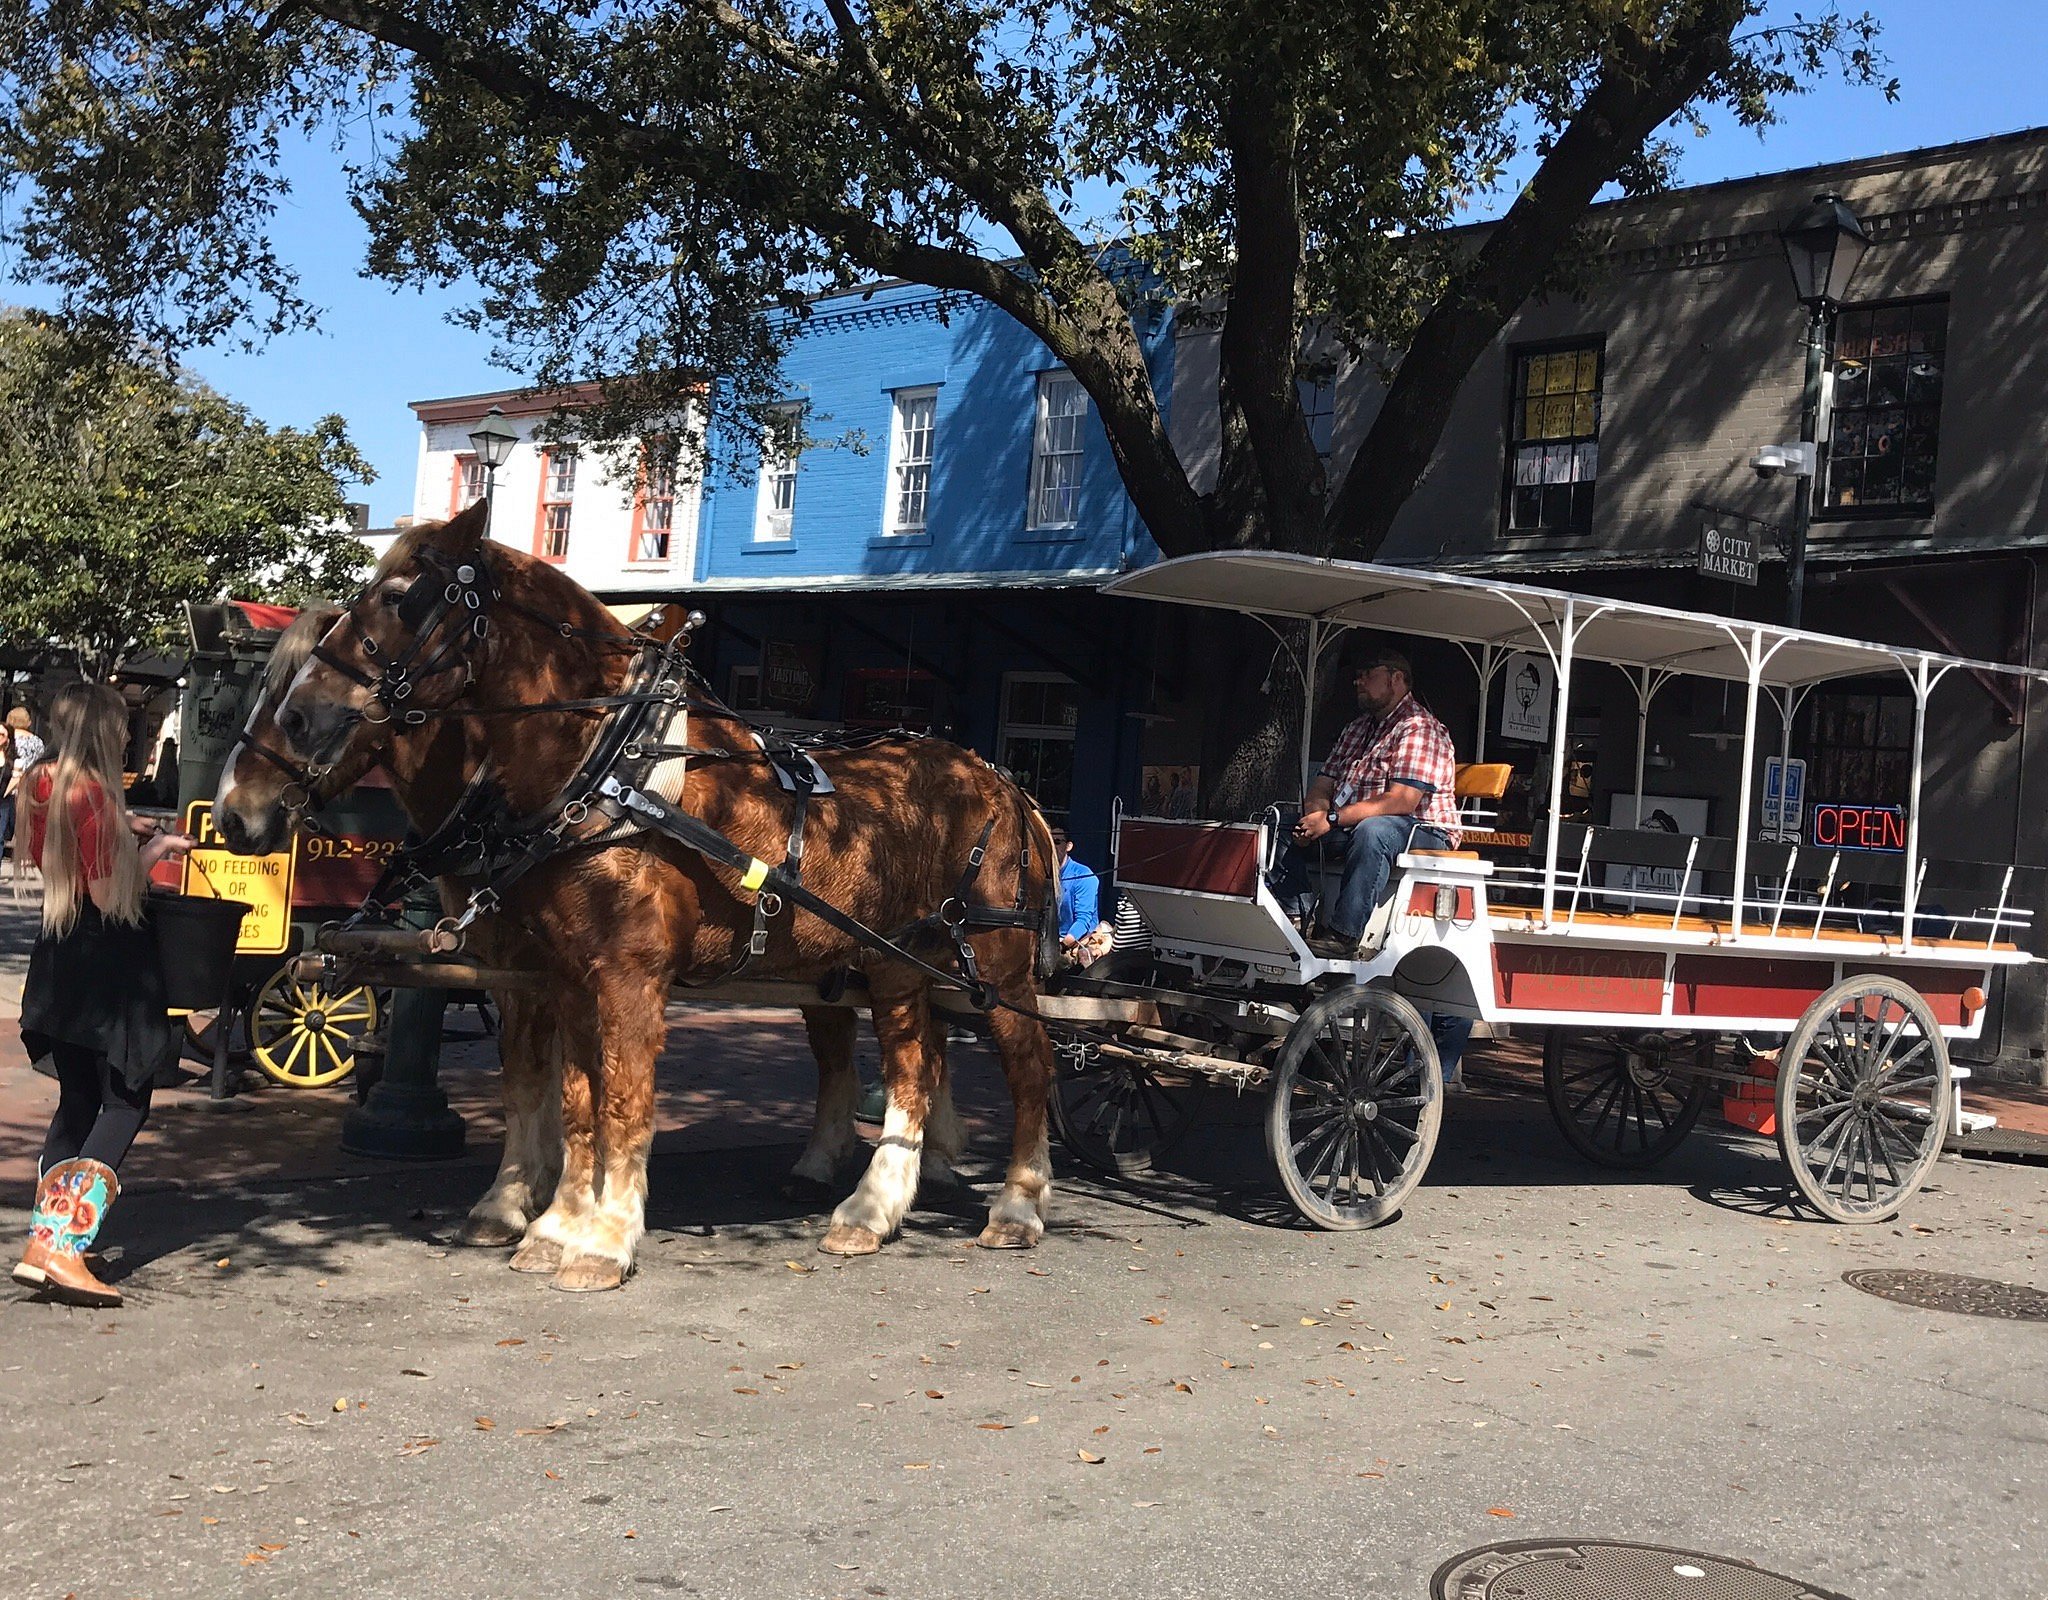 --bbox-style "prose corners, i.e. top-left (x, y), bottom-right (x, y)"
top-left (11, 684), bottom-right (191, 1308)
